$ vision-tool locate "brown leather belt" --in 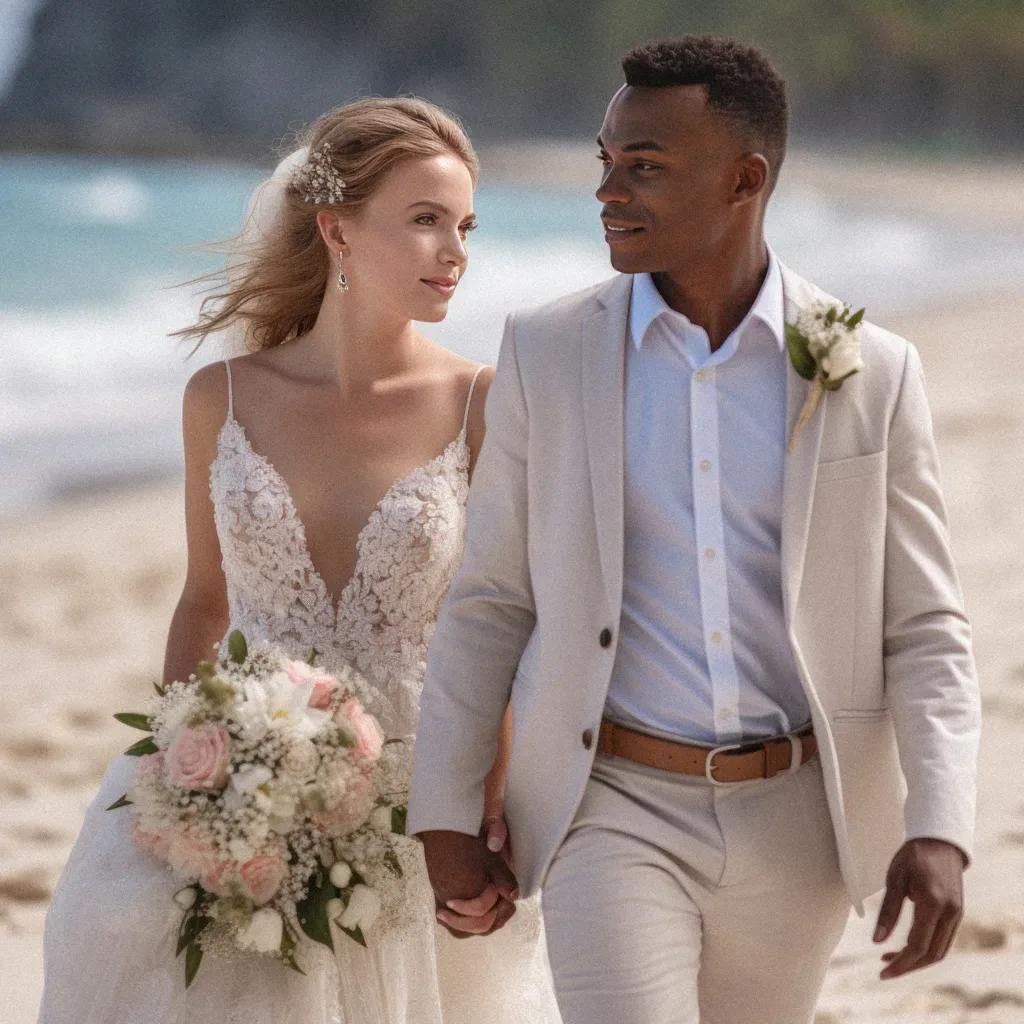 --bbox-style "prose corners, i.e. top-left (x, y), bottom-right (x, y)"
top-left (597, 719), bottom-right (817, 785)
